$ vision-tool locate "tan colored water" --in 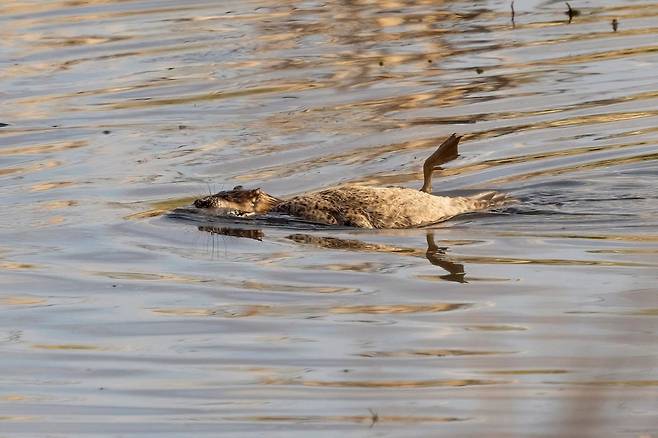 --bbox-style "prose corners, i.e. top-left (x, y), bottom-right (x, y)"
top-left (1, 0), bottom-right (657, 436)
